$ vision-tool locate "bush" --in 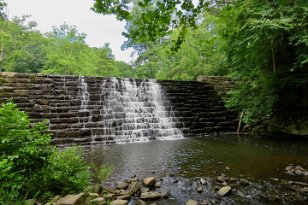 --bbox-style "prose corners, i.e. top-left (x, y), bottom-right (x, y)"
top-left (0, 102), bottom-right (90, 203)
